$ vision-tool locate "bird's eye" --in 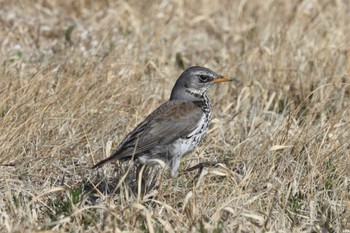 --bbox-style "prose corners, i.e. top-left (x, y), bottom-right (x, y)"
top-left (199, 75), bottom-right (208, 82)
